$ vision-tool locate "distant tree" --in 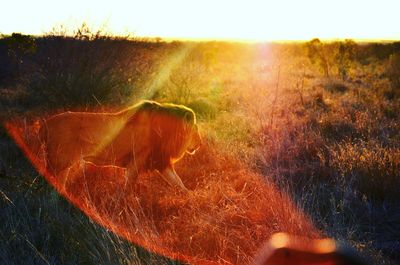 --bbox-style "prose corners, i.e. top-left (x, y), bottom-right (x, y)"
top-left (306, 38), bottom-right (357, 80)
top-left (5, 33), bottom-right (36, 56)
top-left (1, 33), bottom-right (36, 79)
top-left (335, 39), bottom-right (356, 81)
top-left (306, 38), bottom-right (332, 77)
top-left (370, 43), bottom-right (393, 61)
top-left (392, 42), bottom-right (400, 53)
